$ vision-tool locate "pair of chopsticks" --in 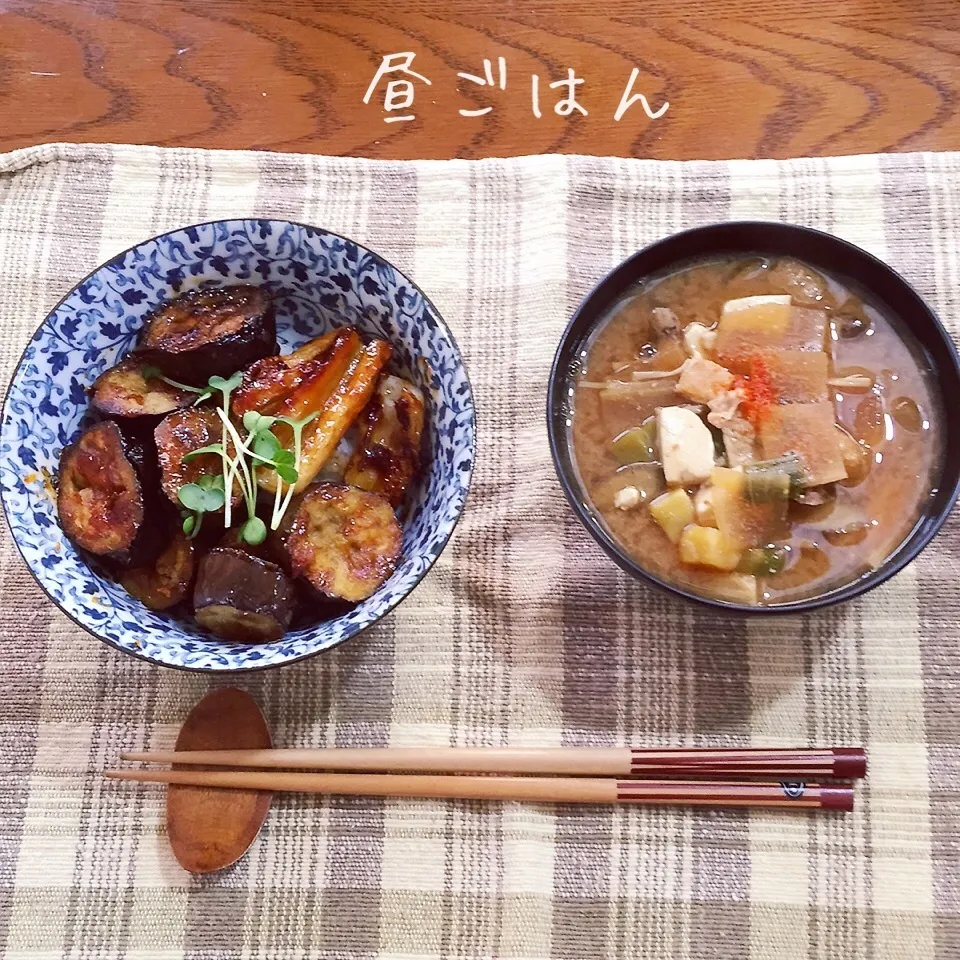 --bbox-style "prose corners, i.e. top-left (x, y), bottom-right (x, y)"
top-left (107, 746), bottom-right (866, 811)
